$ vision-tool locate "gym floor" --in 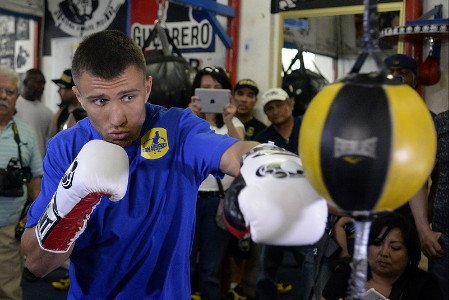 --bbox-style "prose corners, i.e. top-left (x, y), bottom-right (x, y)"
top-left (22, 267), bottom-right (68, 300)
top-left (22, 252), bottom-right (302, 299)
